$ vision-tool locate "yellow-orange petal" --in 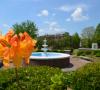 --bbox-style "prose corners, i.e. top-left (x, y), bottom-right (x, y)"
top-left (3, 59), bottom-right (10, 67)
top-left (24, 57), bottom-right (30, 65)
